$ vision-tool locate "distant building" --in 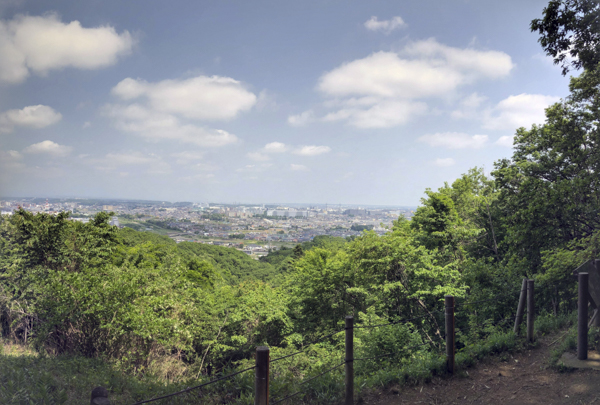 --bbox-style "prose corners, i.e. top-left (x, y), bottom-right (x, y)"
top-left (103, 205), bottom-right (115, 211)
top-left (109, 216), bottom-right (120, 226)
top-left (344, 209), bottom-right (368, 216)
